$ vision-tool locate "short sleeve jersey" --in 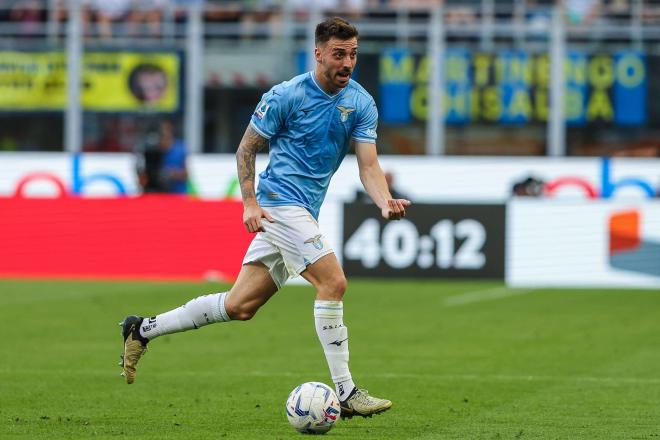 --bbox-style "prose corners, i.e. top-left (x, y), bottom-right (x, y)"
top-left (249, 71), bottom-right (378, 219)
